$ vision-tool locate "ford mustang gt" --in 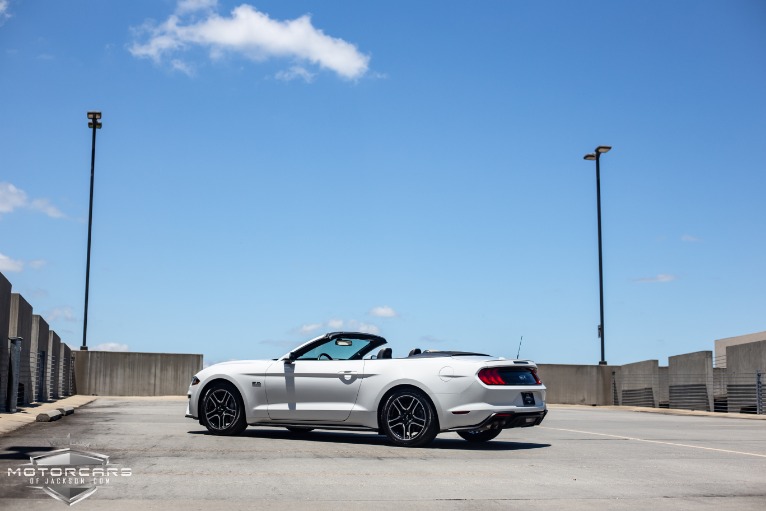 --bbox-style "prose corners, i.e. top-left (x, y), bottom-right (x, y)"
top-left (186, 331), bottom-right (547, 447)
